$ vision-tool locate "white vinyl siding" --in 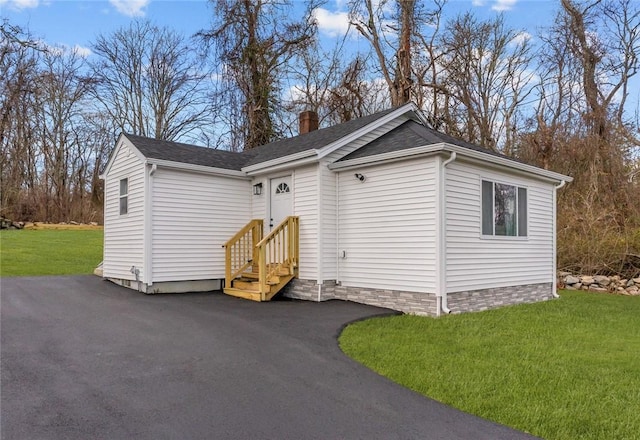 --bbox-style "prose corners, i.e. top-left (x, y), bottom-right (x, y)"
top-left (293, 164), bottom-right (318, 280)
top-left (445, 160), bottom-right (554, 292)
top-left (103, 143), bottom-right (146, 281)
top-left (251, 177), bottom-right (267, 233)
top-left (151, 169), bottom-right (251, 282)
top-left (319, 163), bottom-right (337, 281)
top-left (337, 157), bottom-right (437, 292)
